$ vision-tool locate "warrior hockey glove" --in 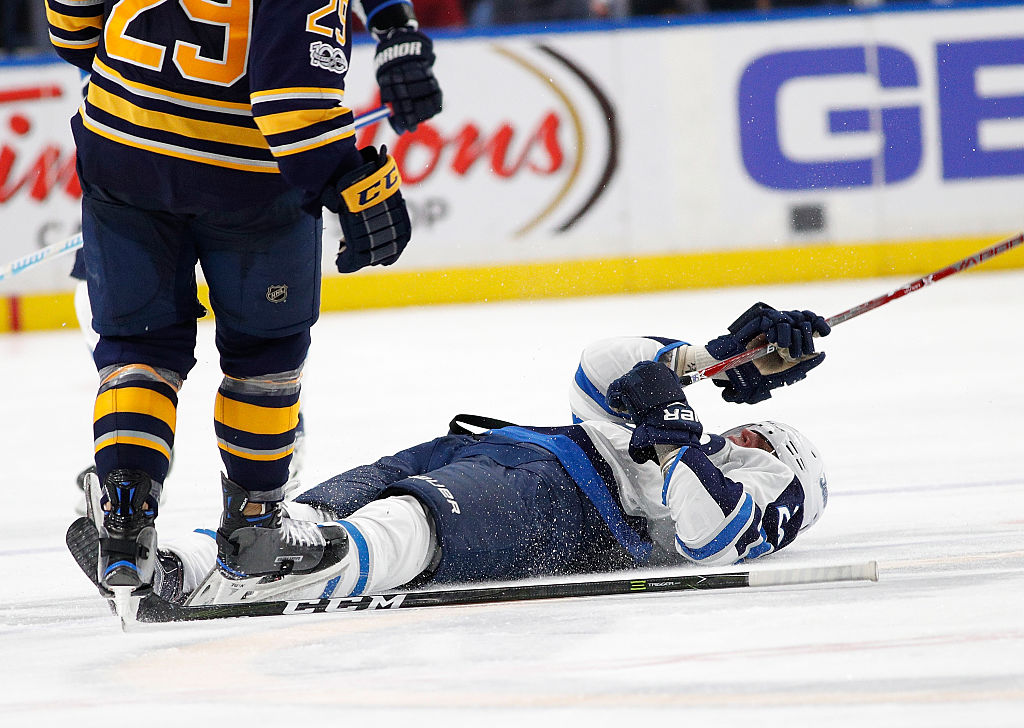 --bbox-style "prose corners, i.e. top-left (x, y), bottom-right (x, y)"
top-left (374, 27), bottom-right (443, 134)
top-left (607, 361), bottom-right (703, 464)
top-left (705, 302), bottom-right (831, 405)
top-left (321, 146), bottom-right (411, 274)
